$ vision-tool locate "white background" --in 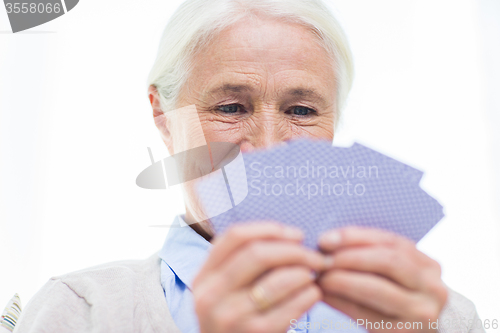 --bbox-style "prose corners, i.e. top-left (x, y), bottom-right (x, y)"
top-left (1, 0), bottom-right (499, 329)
